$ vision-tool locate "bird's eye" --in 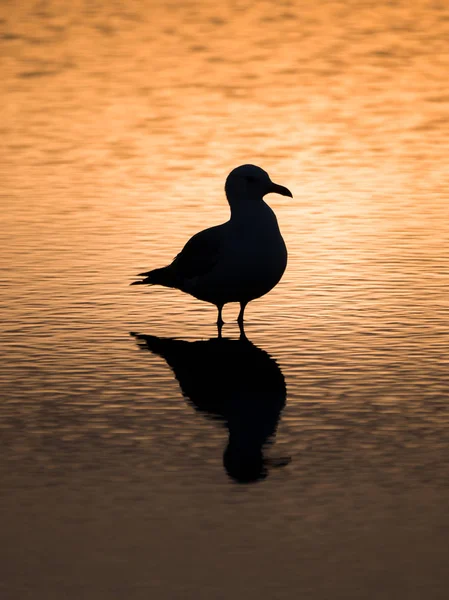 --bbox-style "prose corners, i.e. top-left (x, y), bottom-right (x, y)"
top-left (245, 175), bottom-right (256, 183)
